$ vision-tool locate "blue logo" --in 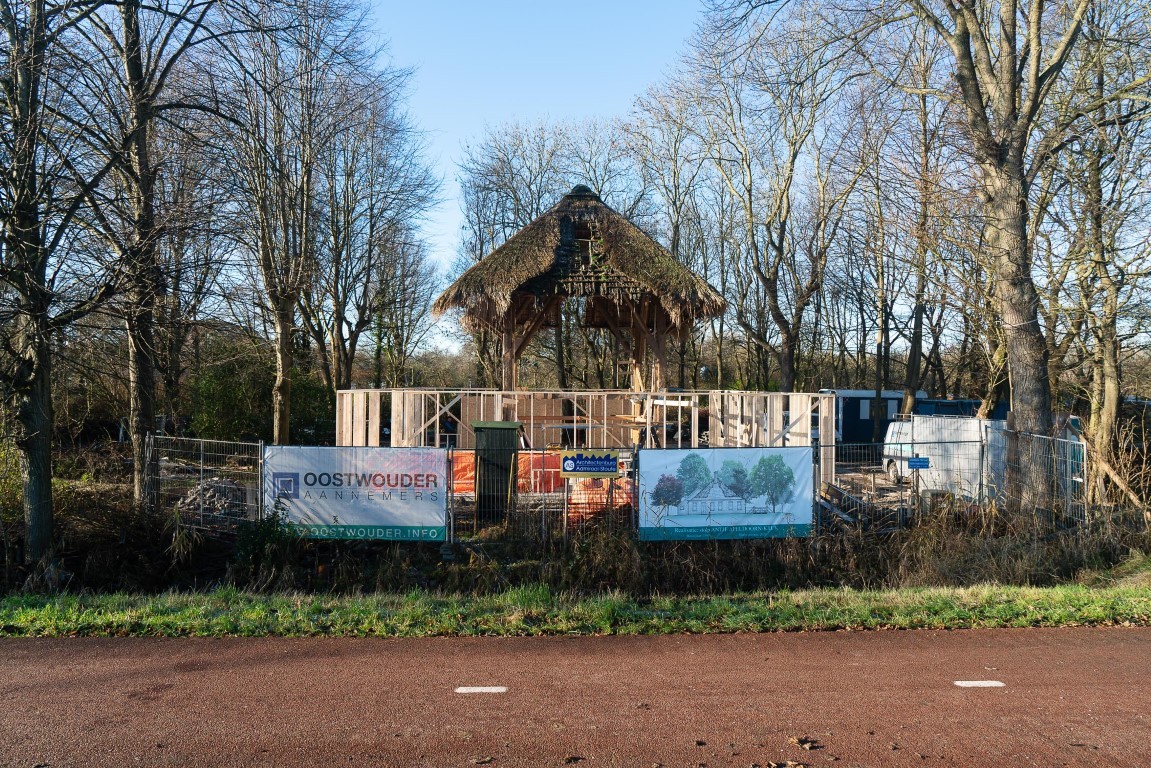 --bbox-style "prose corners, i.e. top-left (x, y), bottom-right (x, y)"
top-left (272, 472), bottom-right (300, 499)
